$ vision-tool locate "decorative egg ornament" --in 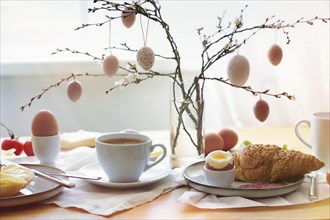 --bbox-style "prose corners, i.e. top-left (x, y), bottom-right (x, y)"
top-left (121, 9), bottom-right (136, 28)
top-left (268, 44), bottom-right (283, 66)
top-left (67, 80), bottom-right (83, 102)
top-left (137, 46), bottom-right (155, 71)
top-left (227, 54), bottom-right (250, 86)
top-left (253, 99), bottom-right (270, 122)
top-left (103, 55), bottom-right (119, 77)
